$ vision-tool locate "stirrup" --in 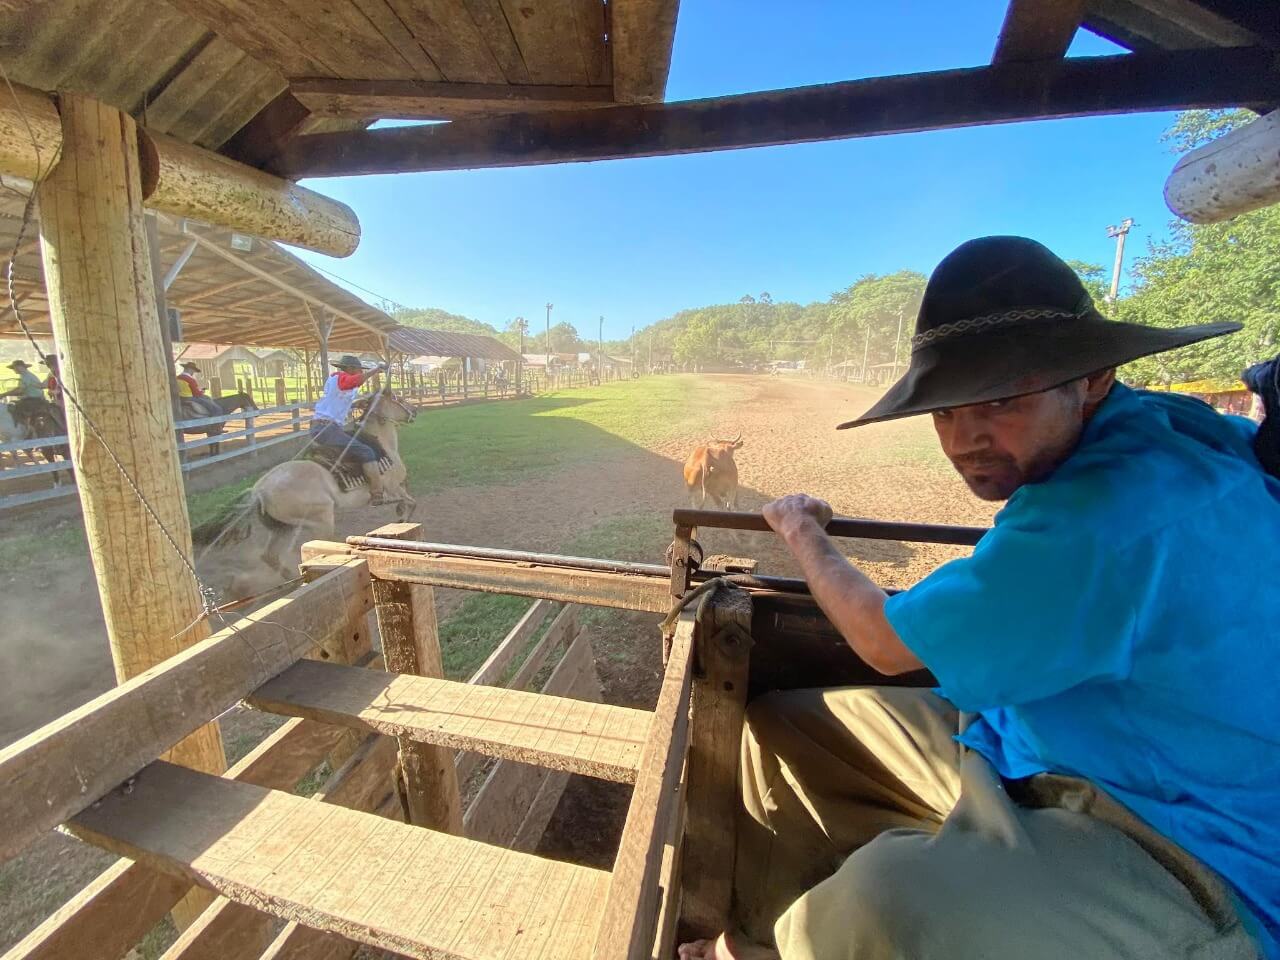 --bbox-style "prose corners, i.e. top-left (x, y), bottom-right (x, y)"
top-left (368, 493), bottom-right (393, 506)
